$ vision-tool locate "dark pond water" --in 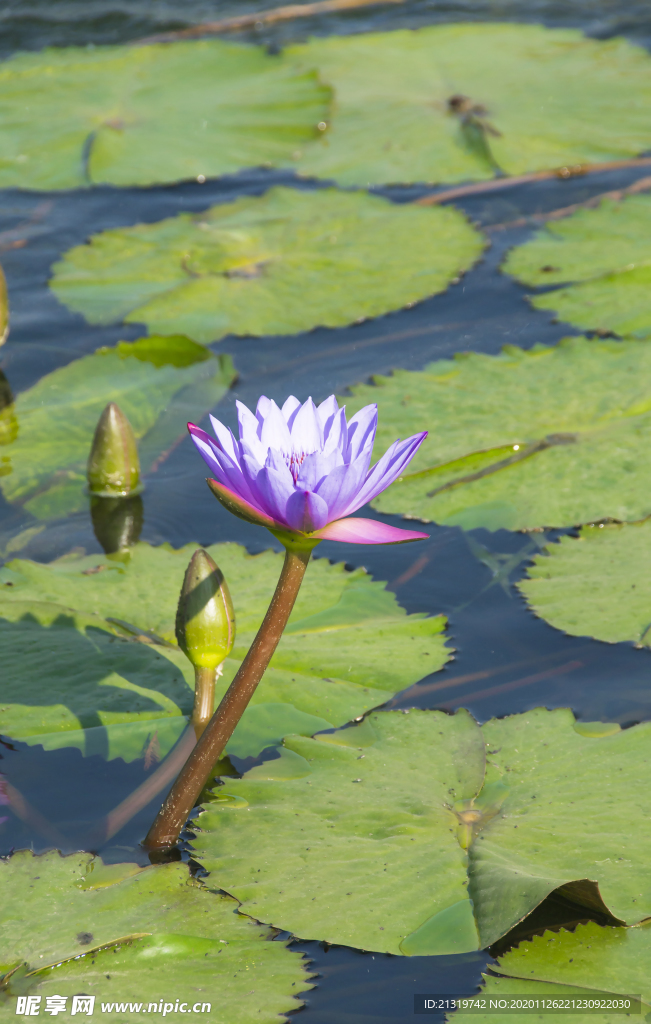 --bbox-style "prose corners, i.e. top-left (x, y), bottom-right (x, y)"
top-left (1, 2), bottom-right (651, 1021)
